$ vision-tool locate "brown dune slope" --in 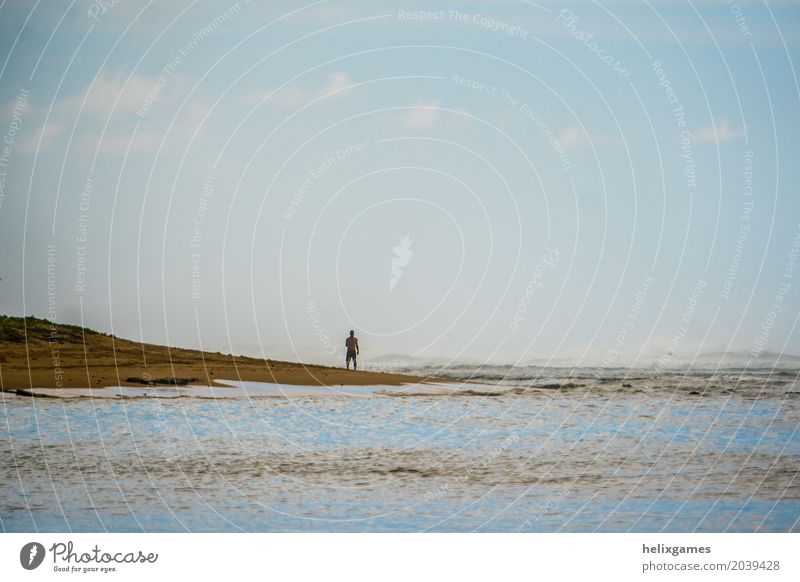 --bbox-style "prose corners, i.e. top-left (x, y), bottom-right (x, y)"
top-left (0, 315), bottom-right (426, 390)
